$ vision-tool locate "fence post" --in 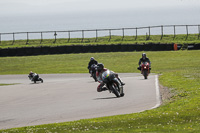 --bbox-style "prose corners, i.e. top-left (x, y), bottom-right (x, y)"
top-left (12, 33), bottom-right (15, 45)
top-left (54, 31), bottom-right (57, 43)
top-left (135, 28), bottom-right (137, 40)
top-left (198, 25), bottom-right (200, 39)
top-left (82, 30), bottom-right (84, 42)
top-left (109, 29), bottom-right (111, 41)
top-left (68, 31), bottom-right (70, 42)
top-left (161, 25), bottom-right (163, 40)
top-left (95, 29), bottom-right (98, 42)
top-left (26, 32), bottom-right (29, 44)
top-left (148, 26), bottom-right (151, 40)
top-left (40, 32), bottom-right (43, 44)
top-left (186, 25), bottom-right (188, 40)
top-left (173, 25), bottom-right (176, 40)
top-left (146, 32), bottom-right (148, 40)
top-left (0, 33), bottom-right (1, 45)
top-left (122, 28), bottom-right (124, 41)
